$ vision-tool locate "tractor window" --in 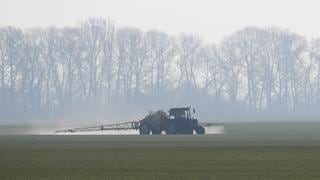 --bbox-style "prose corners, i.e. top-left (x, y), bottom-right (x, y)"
top-left (180, 111), bottom-right (186, 118)
top-left (177, 110), bottom-right (187, 118)
top-left (169, 109), bottom-right (190, 119)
